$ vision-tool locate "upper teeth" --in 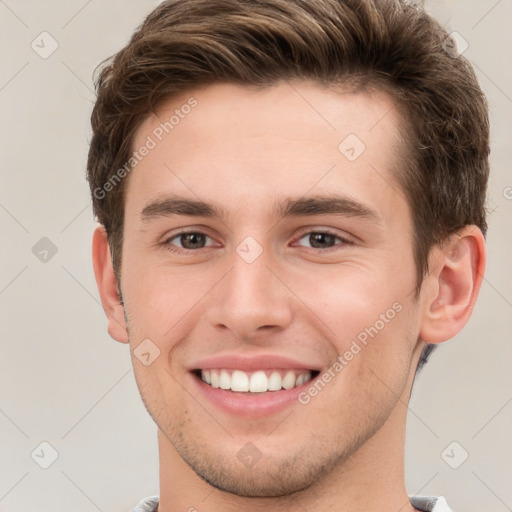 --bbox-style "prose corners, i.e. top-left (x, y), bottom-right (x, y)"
top-left (200, 369), bottom-right (313, 393)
